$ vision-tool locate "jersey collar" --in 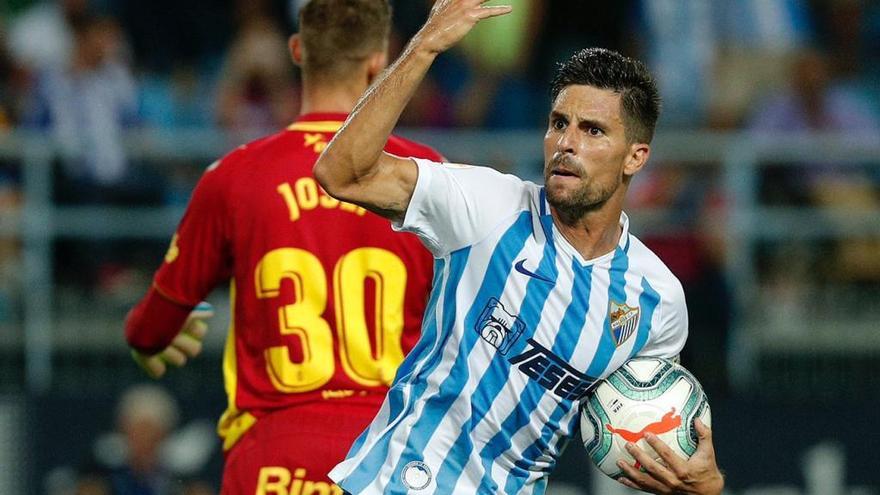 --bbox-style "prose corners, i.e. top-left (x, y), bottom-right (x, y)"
top-left (287, 112), bottom-right (348, 132)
